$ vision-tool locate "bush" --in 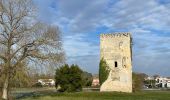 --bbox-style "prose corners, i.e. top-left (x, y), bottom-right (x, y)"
top-left (99, 58), bottom-right (109, 85)
top-left (32, 82), bottom-right (43, 88)
top-left (81, 71), bottom-right (93, 87)
top-left (132, 72), bottom-right (144, 92)
top-left (55, 64), bottom-right (83, 92)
